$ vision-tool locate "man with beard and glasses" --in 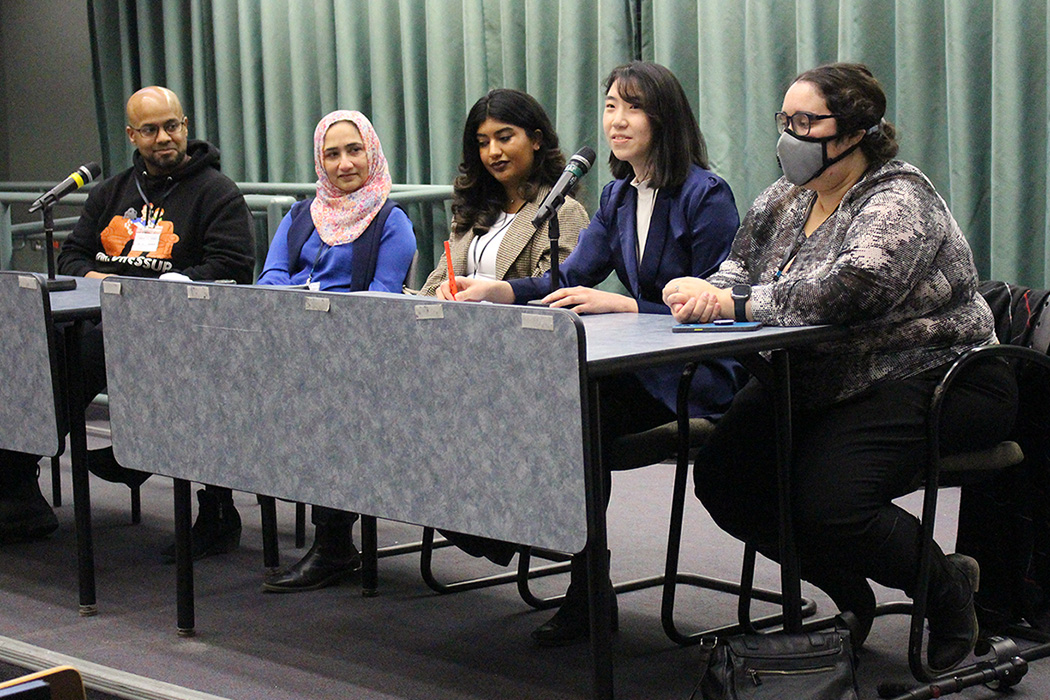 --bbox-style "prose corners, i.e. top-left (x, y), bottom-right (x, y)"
top-left (0, 86), bottom-right (253, 560)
